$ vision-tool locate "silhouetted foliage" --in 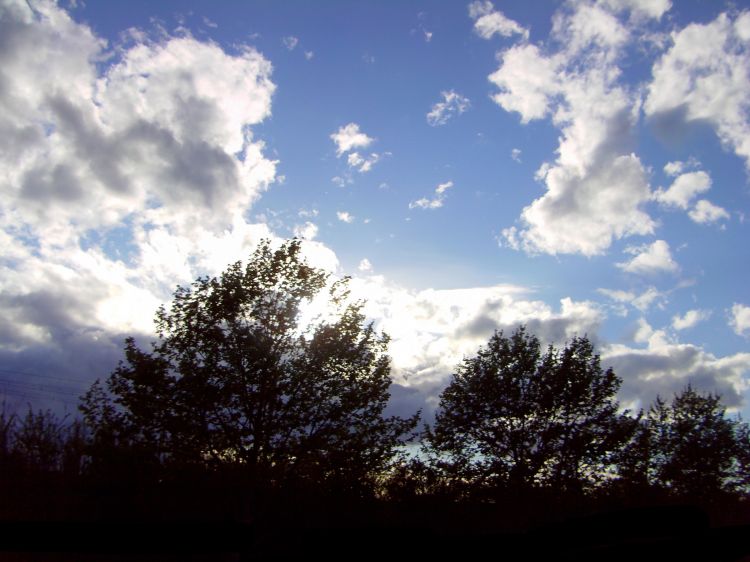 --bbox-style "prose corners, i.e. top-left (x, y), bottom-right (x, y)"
top-left (425, 327), bottom-right (636, 499)
top-left (0, 406), bottom-right (86, 475)
top-left (80, 238), bottom-right (418, 498)
top-left (619, 385), bottom-right (750, 500)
